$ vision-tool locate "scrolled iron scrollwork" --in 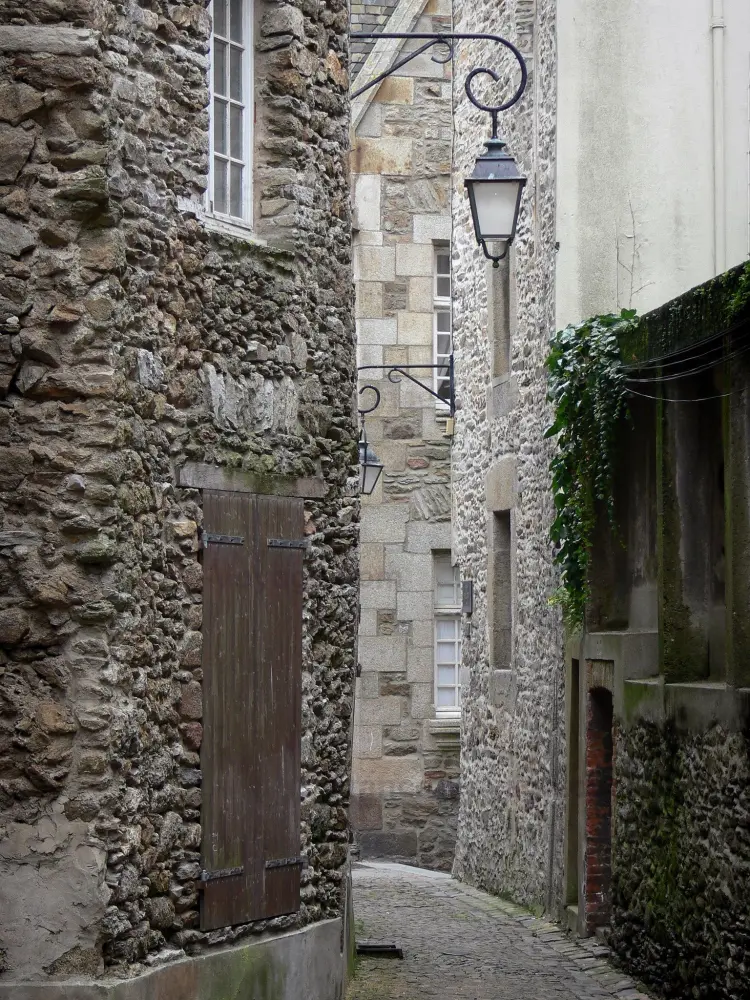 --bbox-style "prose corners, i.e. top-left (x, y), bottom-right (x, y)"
top-left (351, 32), bottom-right (529, 138)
